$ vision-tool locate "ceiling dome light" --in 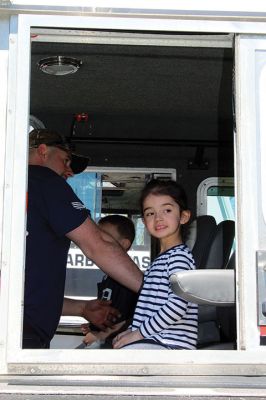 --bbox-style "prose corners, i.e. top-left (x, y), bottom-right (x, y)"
top-left (37, 56), bottom-right (82, 76)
